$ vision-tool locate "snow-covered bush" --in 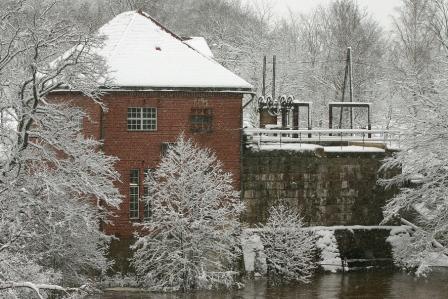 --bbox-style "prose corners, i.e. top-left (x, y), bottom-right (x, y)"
top-left (258, 205), bottom-right (317, 283)
top-left (387, 228), bottom-right (426, 272)
top-left (387, 226), bottom-right (448, 276)
top-left (131, 134), bottom-right (243, 292)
